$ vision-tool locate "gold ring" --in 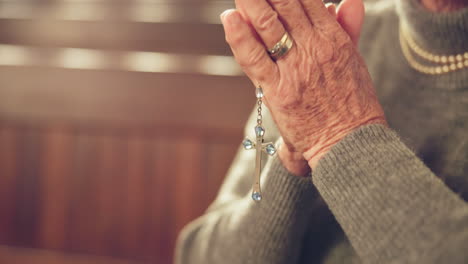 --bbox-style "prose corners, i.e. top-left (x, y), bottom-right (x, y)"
top-left (268, 32), bottom-right (294, 61)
